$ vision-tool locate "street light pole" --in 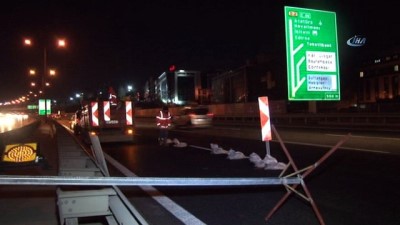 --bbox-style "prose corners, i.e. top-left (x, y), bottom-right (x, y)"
top-left (43, 46), bottom-right (48, 118)
top-left (24, 37), bottom-right (67, 118)
top-left (43, 47), bottom-right (46, 91)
